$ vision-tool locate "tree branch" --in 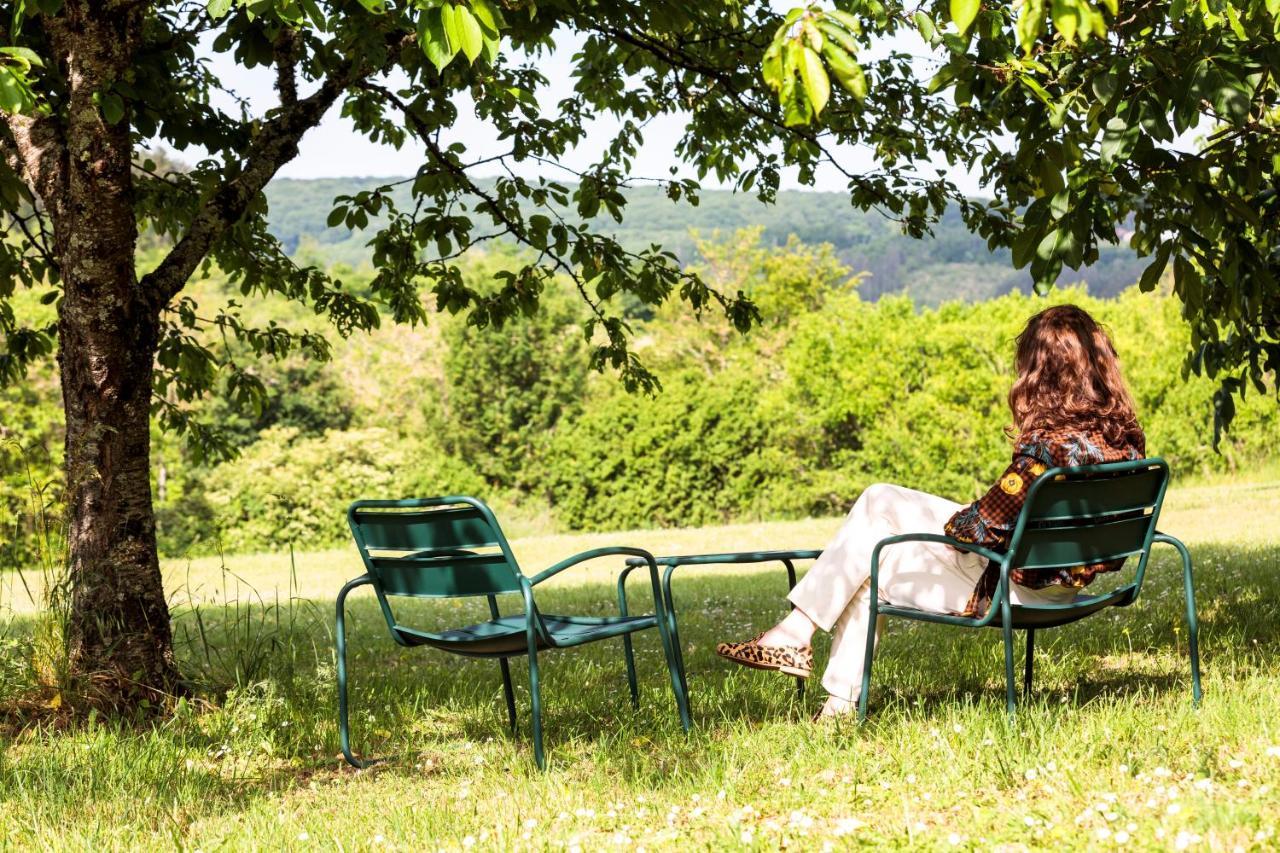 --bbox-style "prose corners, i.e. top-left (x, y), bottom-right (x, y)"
top-left (141, 32), bottom-right (414, 309)
top-left (3, 114), bottom-right (67, 220)
top-left (273, 28), bottom-right (299, 108)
